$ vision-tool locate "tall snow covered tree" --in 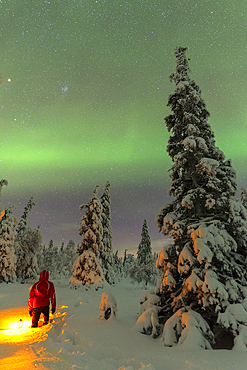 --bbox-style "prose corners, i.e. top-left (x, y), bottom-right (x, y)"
top-left (0, 179), bottom-right (16, 282)
top-left (15, 227), bottom-right (42, 282)
top-left (70, 186), bottom-right (104, 286)
top-left (99, 181), bottom-right (115, 284)
top-left (14, 197), bottom-right (41, 282)
top-left (77, 185), bottom-right (104, 256)
top-left (139, 47), bottom-right (247, 349)
top-left (0, 216), bottom-right (16, 282)
top-left (0, 179), bottom-right (8, 231)
top-left (15, 197), bottom-right (35, 237)
top-left (241, 189), bottom-right (247, 210)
